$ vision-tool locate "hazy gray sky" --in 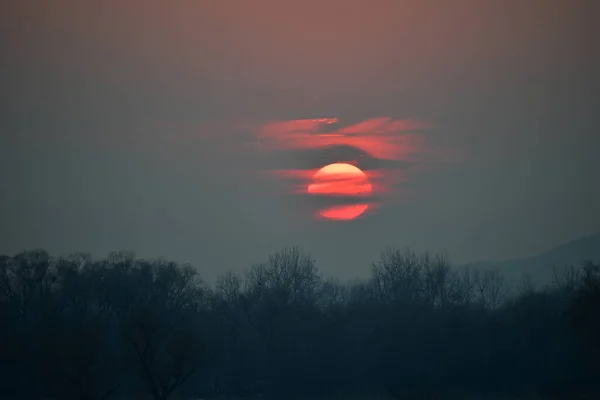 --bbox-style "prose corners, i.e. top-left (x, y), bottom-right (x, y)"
top-left (2, 0), bottom-right (599, 281)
